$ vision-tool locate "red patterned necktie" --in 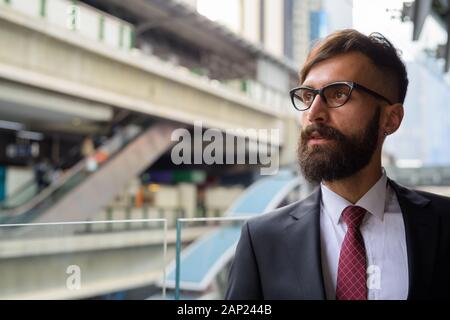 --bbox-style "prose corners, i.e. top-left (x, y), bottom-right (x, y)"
top-left (336, 205), bottom-right (368, 300)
